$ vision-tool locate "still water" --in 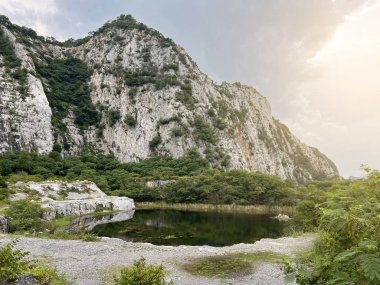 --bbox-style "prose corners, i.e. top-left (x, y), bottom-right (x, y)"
top-left (91, 209), bottom-right (284, 246)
